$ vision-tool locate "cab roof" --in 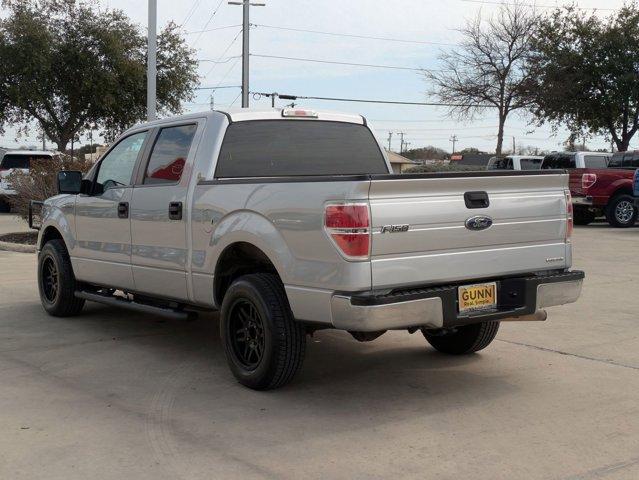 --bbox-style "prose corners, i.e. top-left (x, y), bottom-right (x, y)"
top-left (132, 108), bottom-right (366, 130)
